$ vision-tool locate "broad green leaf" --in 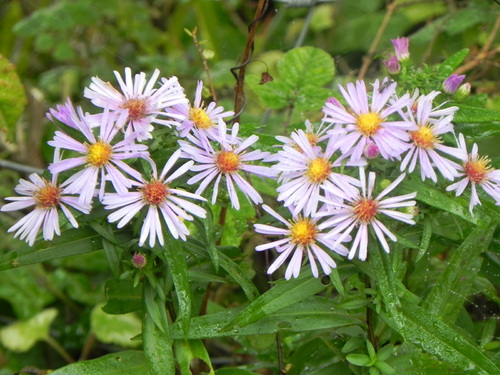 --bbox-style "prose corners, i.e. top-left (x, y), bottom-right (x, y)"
top-left (346, 353), bottom-right (371, 366)
top-left (50, 351), bottom-right (148, 375)
top-left (102, 279), bottom-right (142, 314)
top-left (0, 55), bottom-right (26, 142)
top-left (454, 105), bottom-right (500, 123)
top-left (295, 86), bottom-right (332, 112)
top-left (436, 48), bottom-right (469, 76)
top-left (143, 304), bottom-right (174, 375)
top-left (0, 308), bottom-right (57, 352)
top-left (457, 122), bottom-right (500, 139)
top-left (221, 273), bottom-right (327, 331)
top-left (422, 224), bottom-right (496, 321)
top-left (175, 339), bottom-right (214, 375)
top-left (277, 46), bottom-right (335, 88)
top-left (90, 304), bottom-right (141, 348)
top-left (247, 74), bottom-right (291, 109)
top-left (215, 370), bottom-right (262, 375)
